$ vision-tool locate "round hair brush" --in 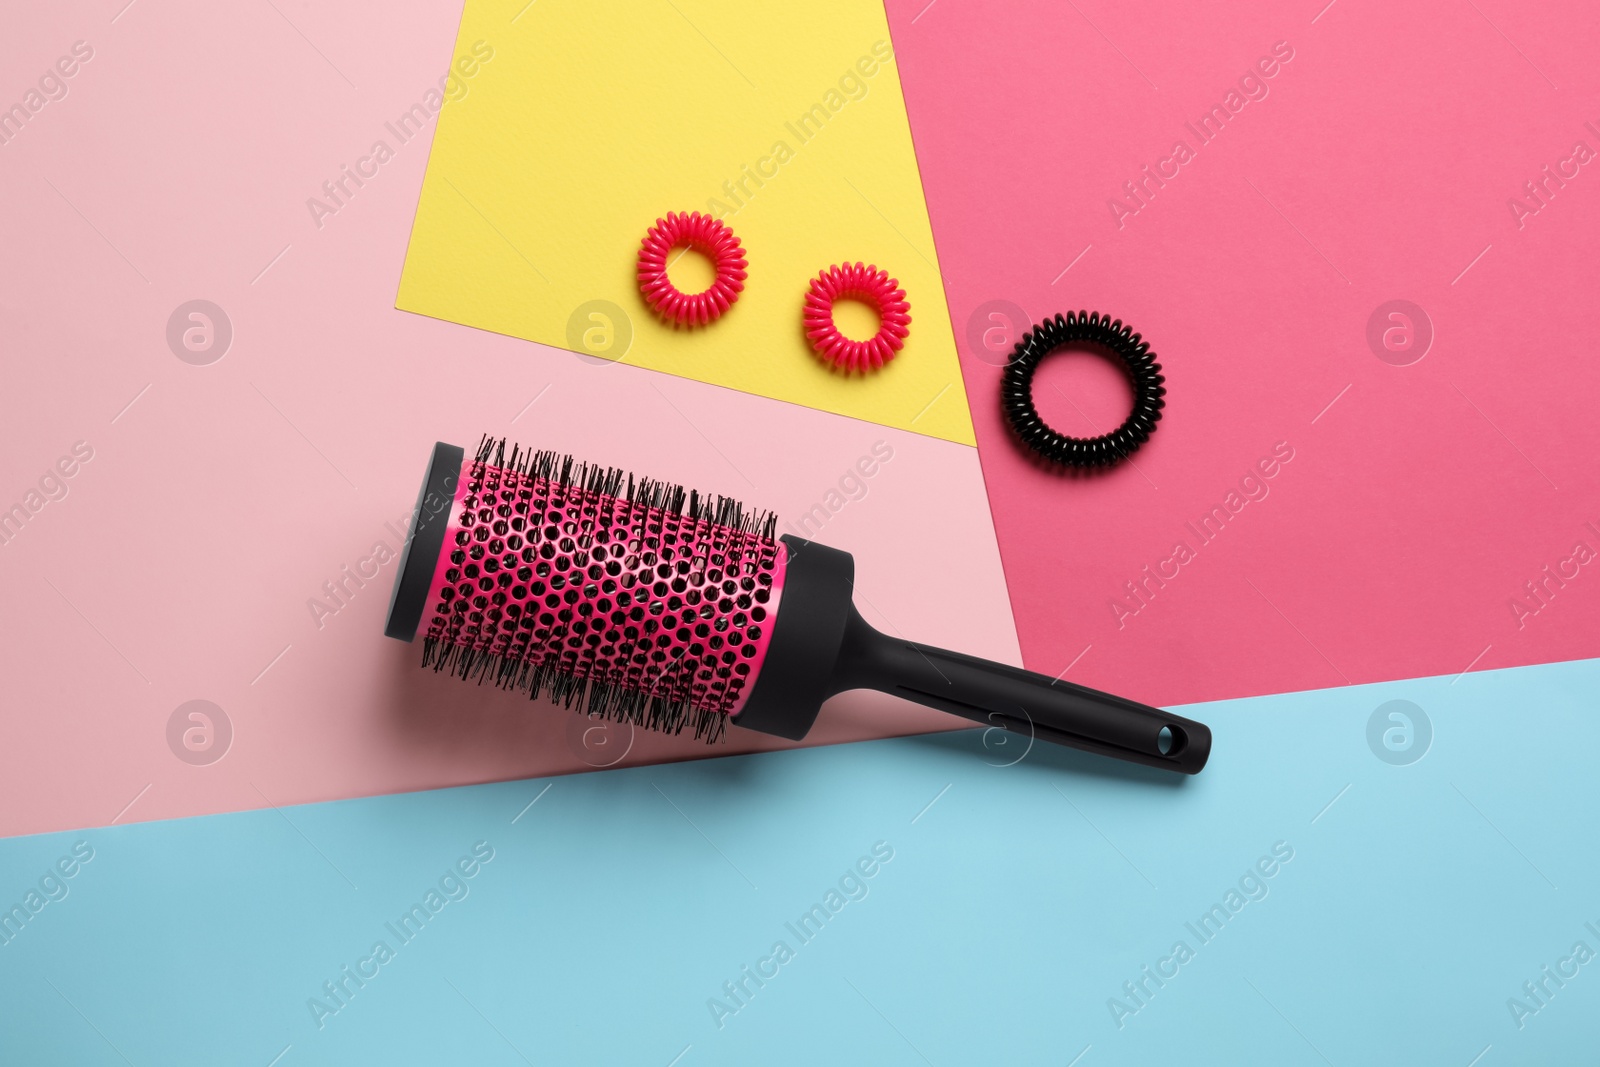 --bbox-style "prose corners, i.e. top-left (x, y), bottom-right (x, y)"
top-left (385, 438), bottom-right (1211, 774)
